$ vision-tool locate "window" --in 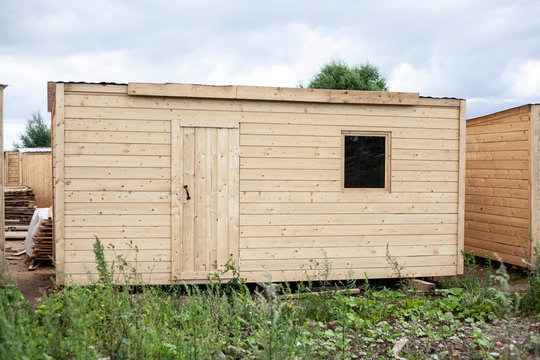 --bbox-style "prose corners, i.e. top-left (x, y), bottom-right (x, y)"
top-left (342, 131), bottom-right (390, 190)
